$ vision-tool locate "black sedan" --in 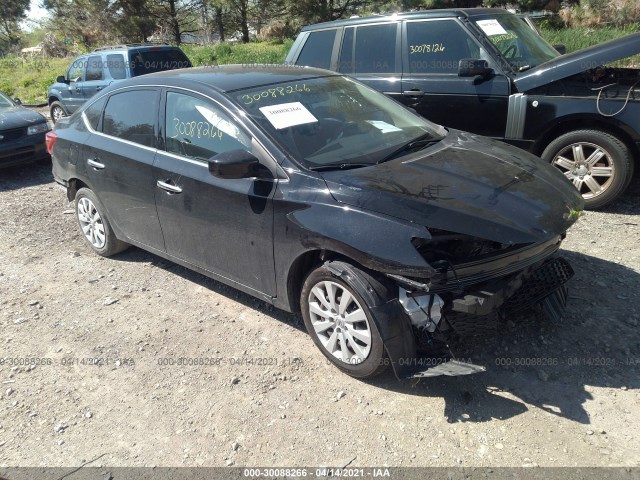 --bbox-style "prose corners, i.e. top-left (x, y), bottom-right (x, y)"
top-left (48, 66), bottom-right (584, 379)
top-left (0, 91), bottom-right (50, 168)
